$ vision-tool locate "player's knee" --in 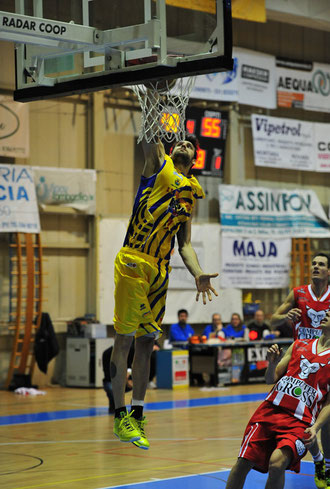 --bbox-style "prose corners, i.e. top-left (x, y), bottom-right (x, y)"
top-left (113, 333), bottom-right (133, 352)
top-left (235, 457), bottom-right (253, 474)
top-left (268, 449), bottom-right (290, 475)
